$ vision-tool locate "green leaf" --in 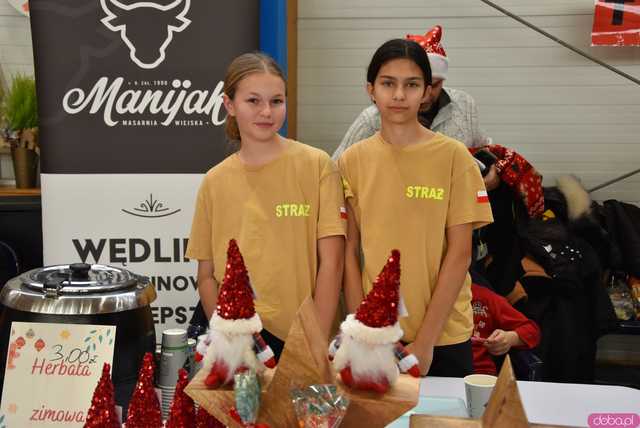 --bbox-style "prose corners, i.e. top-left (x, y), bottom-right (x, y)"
top-left (109, 339), bottom-right (113, 345)
top-left (84, 337), bottom-right (91, 342)
top-left (98, 335), bottom-right (103, 343)
top-left (3, 74), bottom-right (38, 130)
top-left (106, 330), bottom-right (111, 336)
top-left (89, 330), bottom-right (96, 334)
top-left (92, 343), bottom-right (96, 351)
